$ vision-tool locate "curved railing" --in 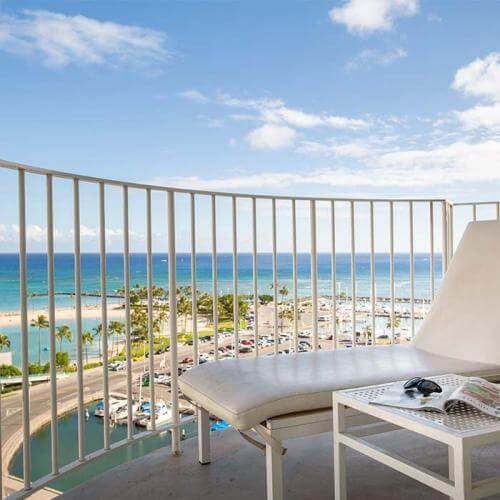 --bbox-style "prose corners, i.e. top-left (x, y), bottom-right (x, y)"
top-left (0, 158), bottom-right (496, 498)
